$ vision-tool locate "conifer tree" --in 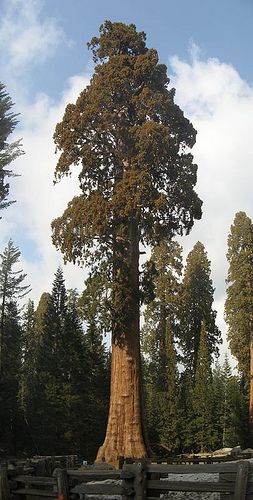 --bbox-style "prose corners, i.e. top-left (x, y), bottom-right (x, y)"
top-left (142, 239), bottom-right (182, 388)
top-left (19, 300), bottom-right (39, 454)
top-left (212, 355), bottom-right (246, 448)
top-left (180, 241), bottom-right (221, 377)
top-left (0, 239), bottom-right (31, 373)
top-left (0, 301), bottom-right (22, 454)
top-left (60, 288), bottom-right (91, 456)
top-left (191, 322), bottom-right (216, 452)
top-left (79, 274), bottom-right (110, 459)
top-left (157, 322), bottom-right (182, 453)
top-left (31, 292), bottom-right (58, 453)
top-left (225, 211), bottom-right (253, 433)
top-left (52, 21), bottom-right (202, 463)
top-left (178, 369), bottom-right (195, 452)
top-left (141, 239), bottom-right (182, 451)
top-left (26, 271), bottom-right (92, 456)
top-left (0, 83), bottom-right (23, 213)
